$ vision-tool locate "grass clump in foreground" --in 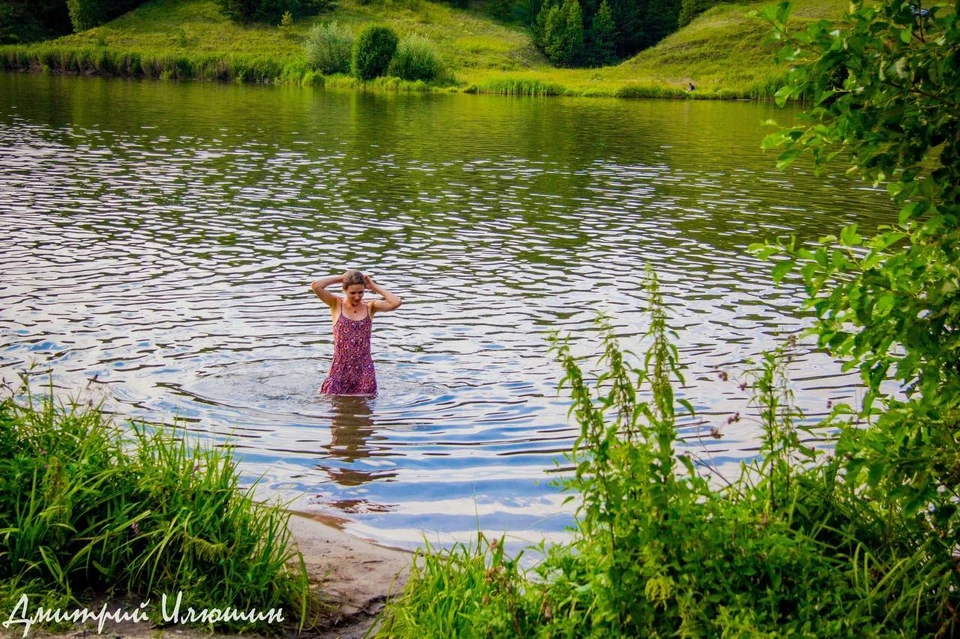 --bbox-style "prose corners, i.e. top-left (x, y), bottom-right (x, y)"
top-left (0, 383), bottom-right (321, 634)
